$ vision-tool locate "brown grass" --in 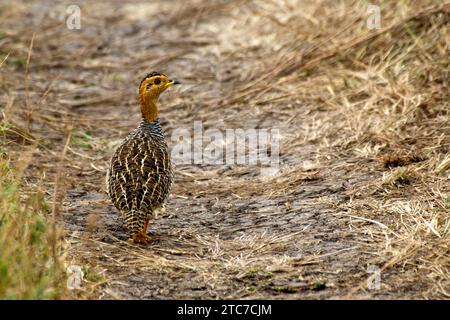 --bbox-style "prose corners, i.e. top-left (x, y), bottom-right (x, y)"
top-left (0, 0), bottom-right (448, 299)
top-left (0, 142), bottom-right (66, 299)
